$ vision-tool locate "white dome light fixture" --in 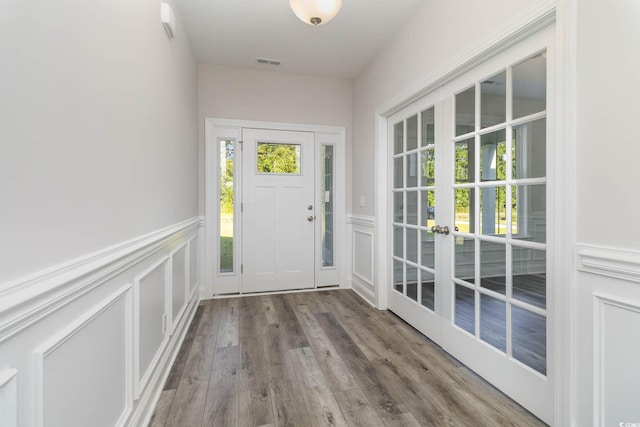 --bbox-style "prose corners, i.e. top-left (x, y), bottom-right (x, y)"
top-left (290, 0), bottom-right (343, 26)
